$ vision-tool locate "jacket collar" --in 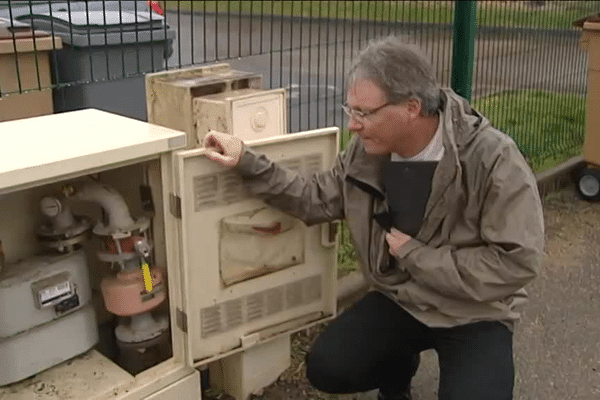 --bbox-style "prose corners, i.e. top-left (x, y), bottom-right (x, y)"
top-left (423, 90), bottom-right (462, 220)
top-left (345, 142), bottom-right (388, 200)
